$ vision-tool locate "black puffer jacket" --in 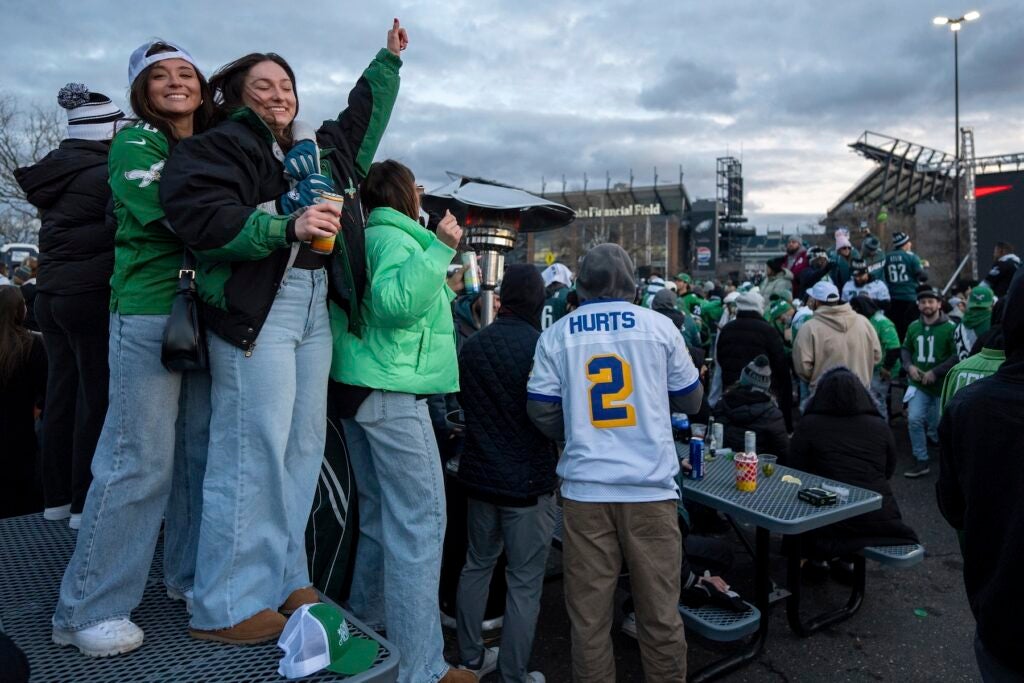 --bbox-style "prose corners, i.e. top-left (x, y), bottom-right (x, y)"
top-left (457, 313), bottom-right (558, 505)
top-left (715, 311), bottom-right (793, 429)
top-left (938, 268), bottom-right (1024, 669)
top-left (712, 385), bottom-right (789, 460)
top-left (789, 368), bottom-right (918, 558)
top-left (14, 140), bottom-right (113, 295)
